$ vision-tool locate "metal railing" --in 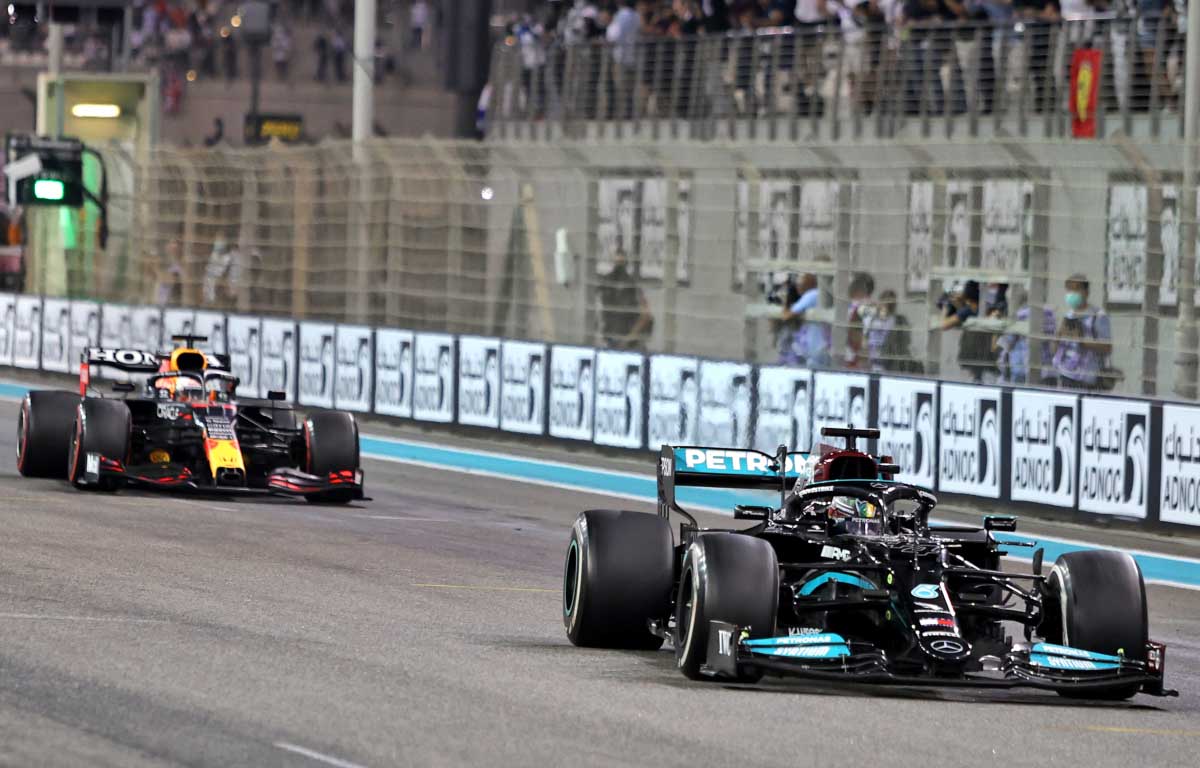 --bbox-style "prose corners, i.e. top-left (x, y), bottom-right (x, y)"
top-left (488, 15), bottom-right (1186, 142)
